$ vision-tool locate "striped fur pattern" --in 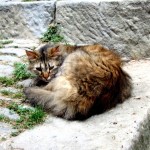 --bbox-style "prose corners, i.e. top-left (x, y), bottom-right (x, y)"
top-left (24, 44), bottom-right (132, 120)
